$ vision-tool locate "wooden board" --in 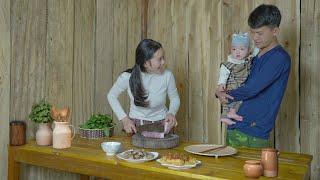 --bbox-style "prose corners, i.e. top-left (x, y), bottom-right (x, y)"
top-left (186, 0), bottom-right (205, 142)
top-left (300, 0), bottom-right (320, 179)
top-left (10, 0), bottom-right (47, 179)
top-left (0, 0), bottom-right (10, 179)
top-left (46, 0), bottom-right (74, 109)
top-left (73, 0), bottom-right (95, 129)
top-left (8, 136), bottom-right (313, 180)
top-left (112, 0), bottom-right (129, 134)
top-left (95, 0), bottom-right (114, 115)
top-left (206, 0), bottom-right (224, 144)
top-left (45, 0), bottom-right (78, 179)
